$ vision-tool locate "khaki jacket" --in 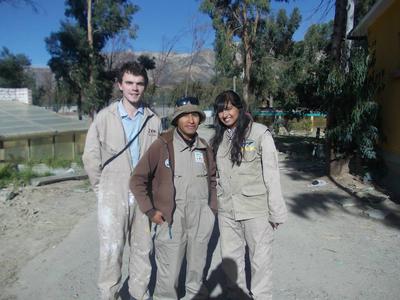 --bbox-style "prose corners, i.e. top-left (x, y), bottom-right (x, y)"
top-left (216, 122), bottom-right (287, 223)
top-left (82, 101), bottom-right (161, 202)
top-left (130, 129), bottom-right (218, 224)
